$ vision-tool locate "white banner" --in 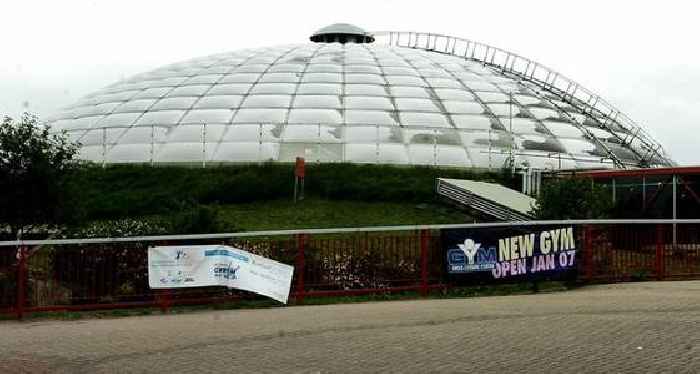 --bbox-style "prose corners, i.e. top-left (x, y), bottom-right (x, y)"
top-left (148, 245), bottom-right (294, 304)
